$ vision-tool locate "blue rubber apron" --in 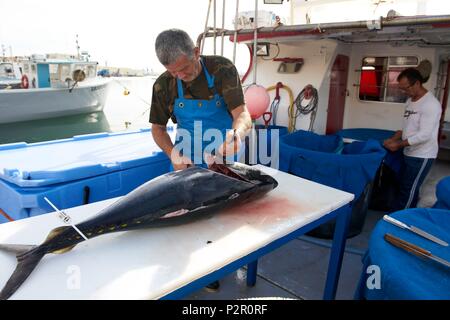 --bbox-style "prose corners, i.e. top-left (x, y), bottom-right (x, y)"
top-left (173, 59), bottom-right (234, 168)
